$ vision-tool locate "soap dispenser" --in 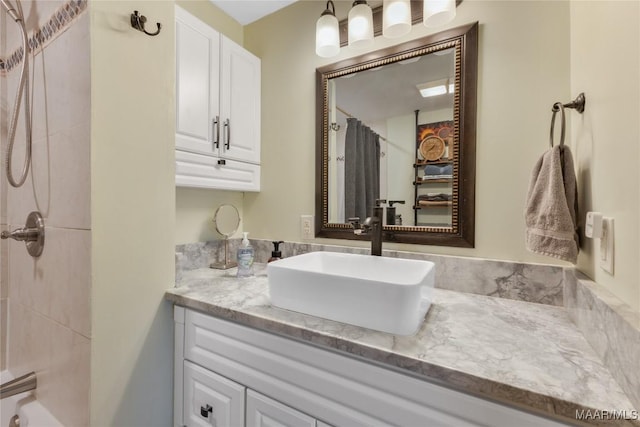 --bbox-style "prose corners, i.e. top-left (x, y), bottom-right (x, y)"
top-left (236, 232), bottom-right (255, 277)
top-left (386, 200), bottom-right (405, 225)
top-left (268, 241), bottom-right (284, 263)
